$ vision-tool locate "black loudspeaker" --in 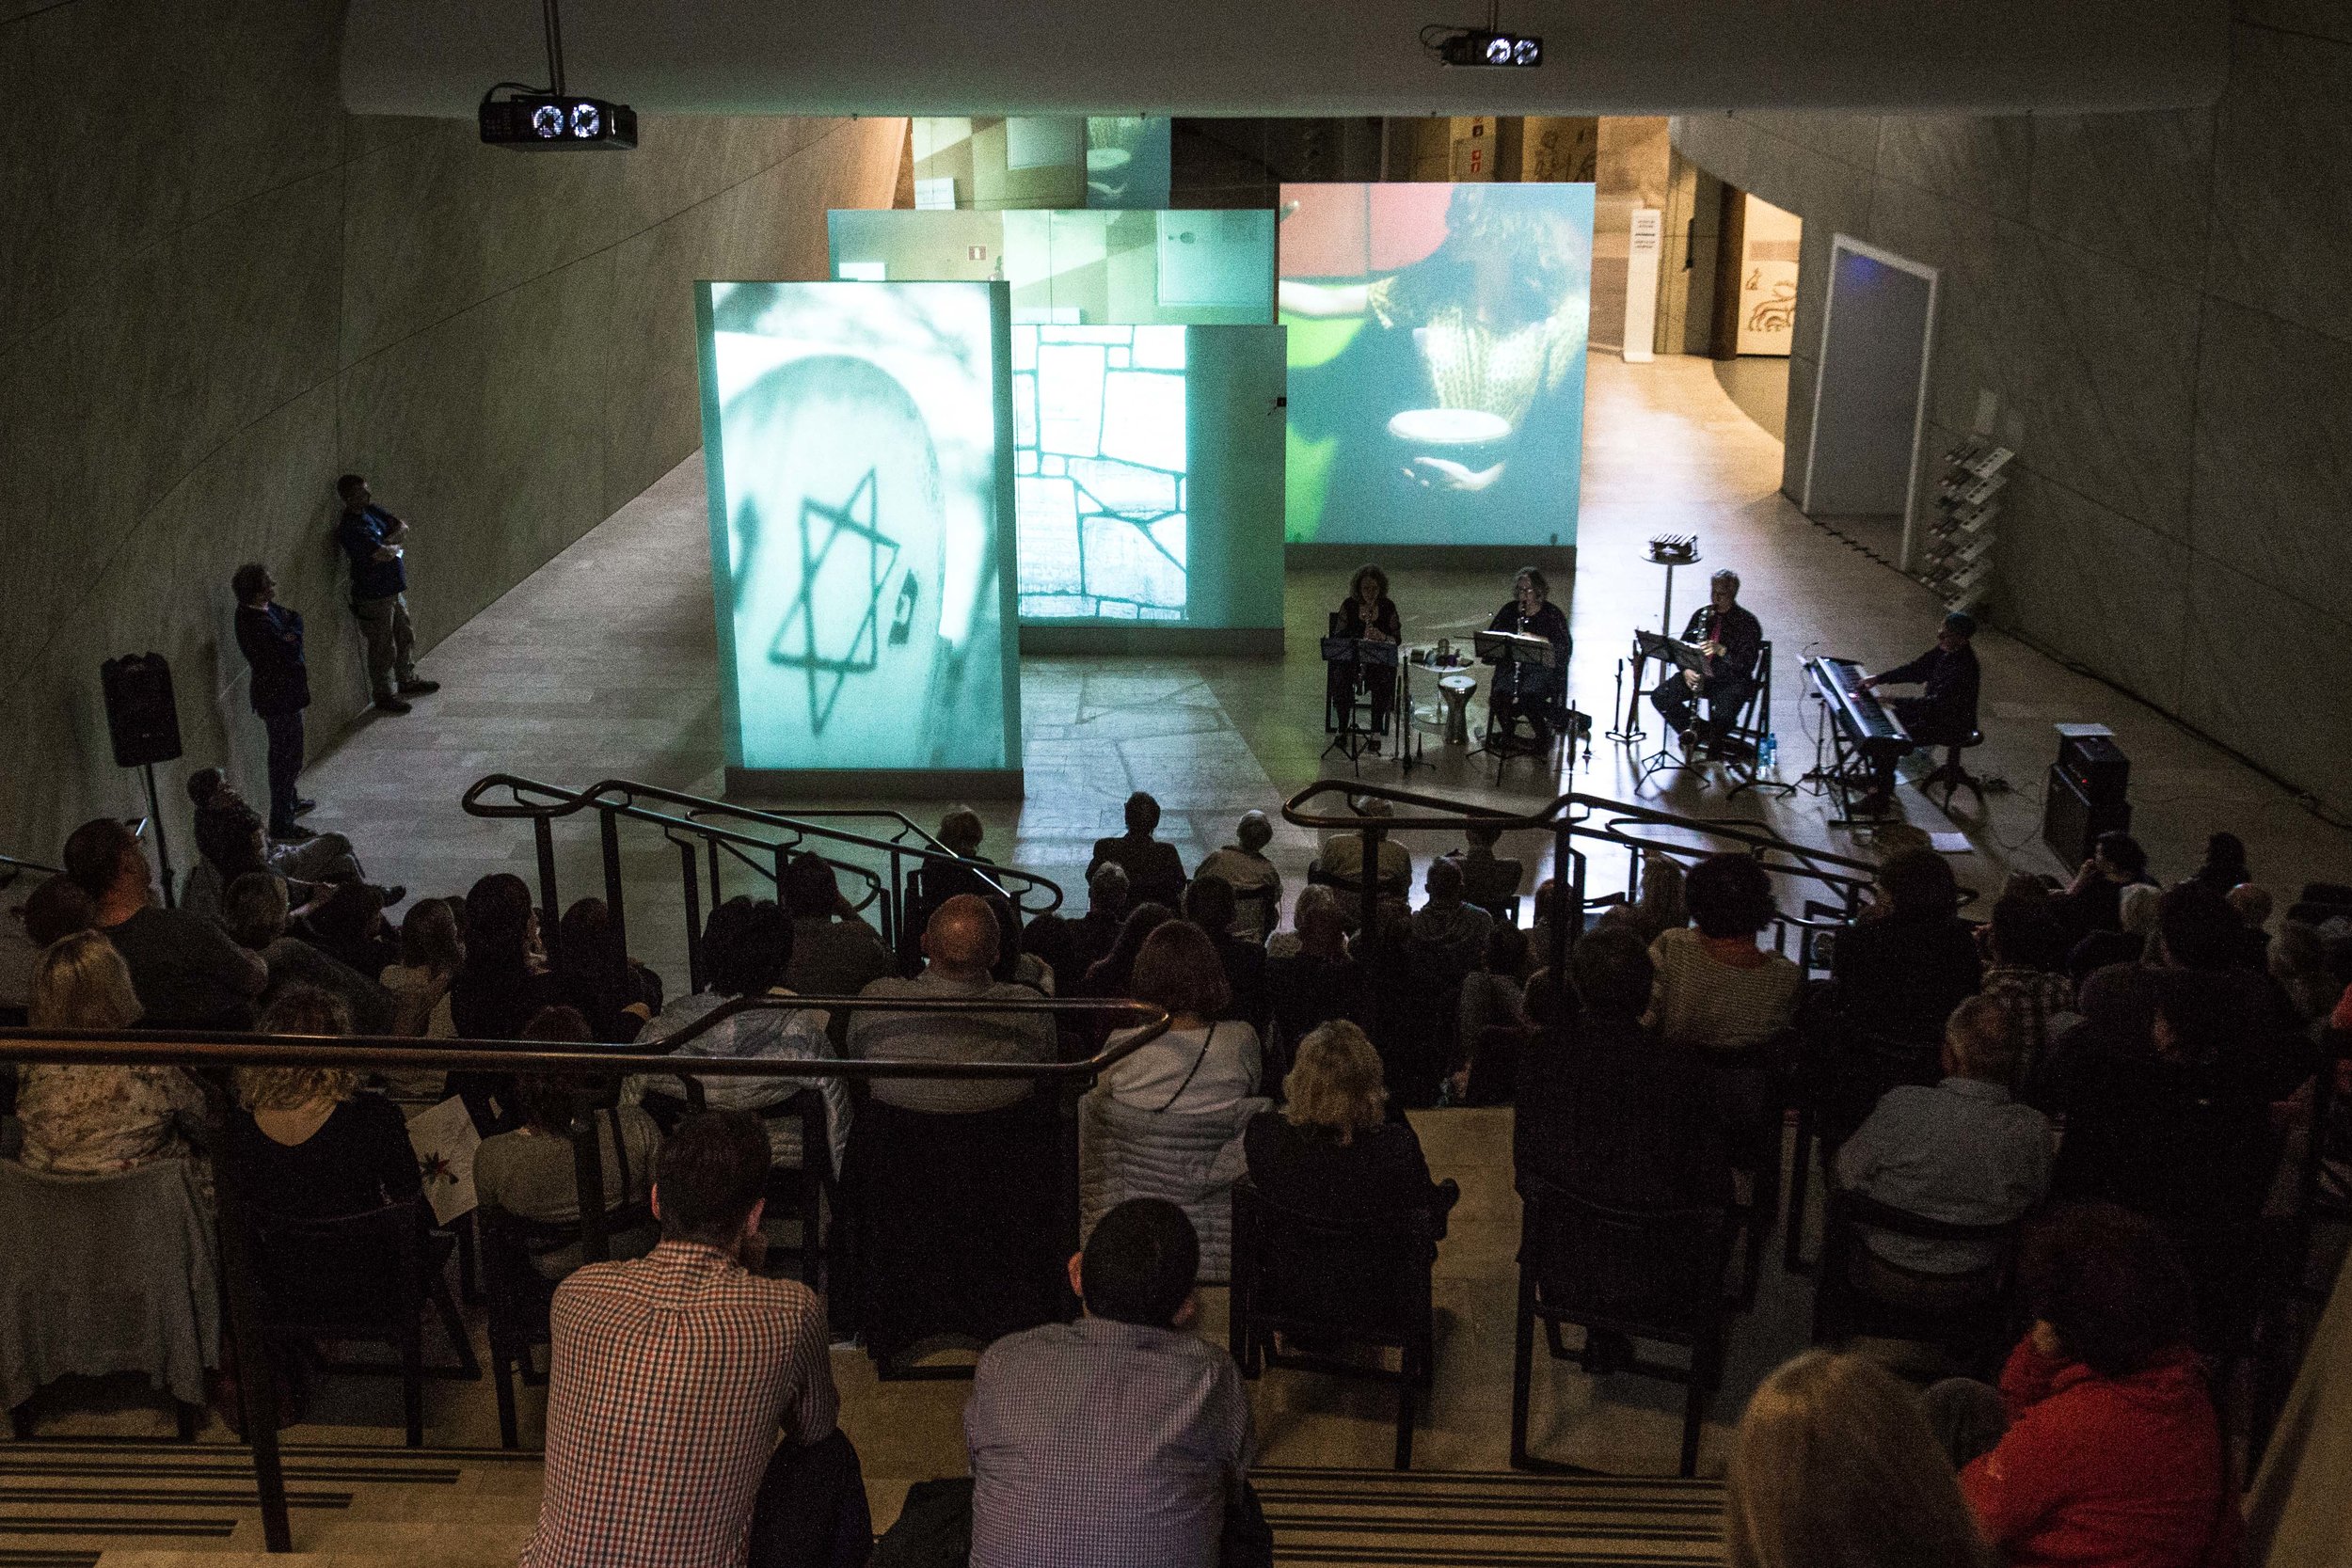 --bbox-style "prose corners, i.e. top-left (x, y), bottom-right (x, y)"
top-left (2058, 732), bottom-right (2130, 805)
top-left (99, 653), bottom-right (183, 768)
top-left (2042, 762), bottom-right (2131, 867)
